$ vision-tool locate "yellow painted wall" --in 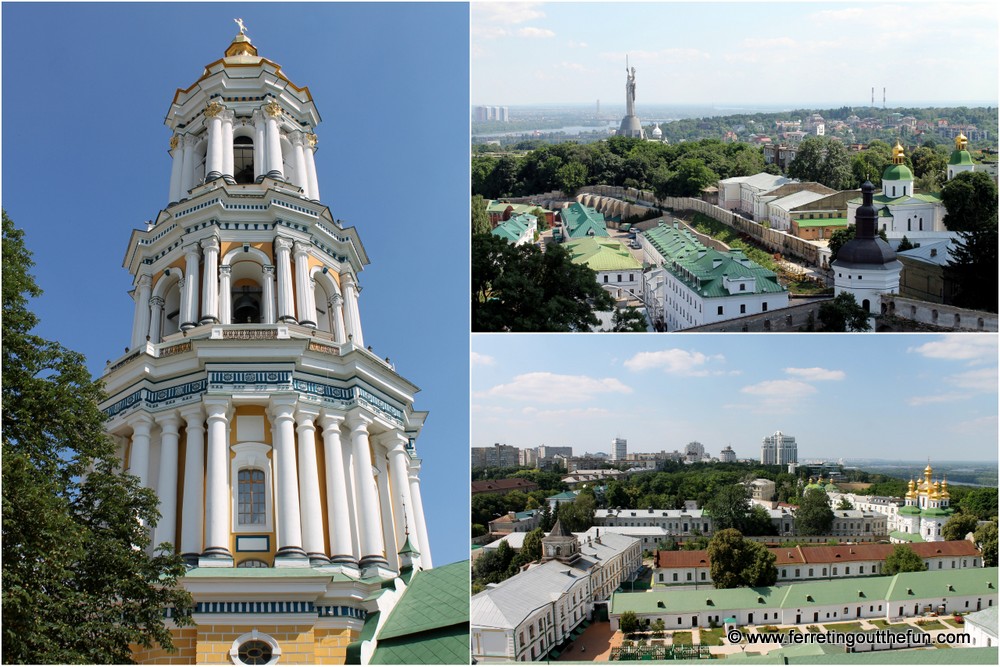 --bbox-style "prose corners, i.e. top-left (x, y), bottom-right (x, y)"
top-left (131, 628), bottom-right (197, 665)
top-left (134, 624), bottom-right (357, 665)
